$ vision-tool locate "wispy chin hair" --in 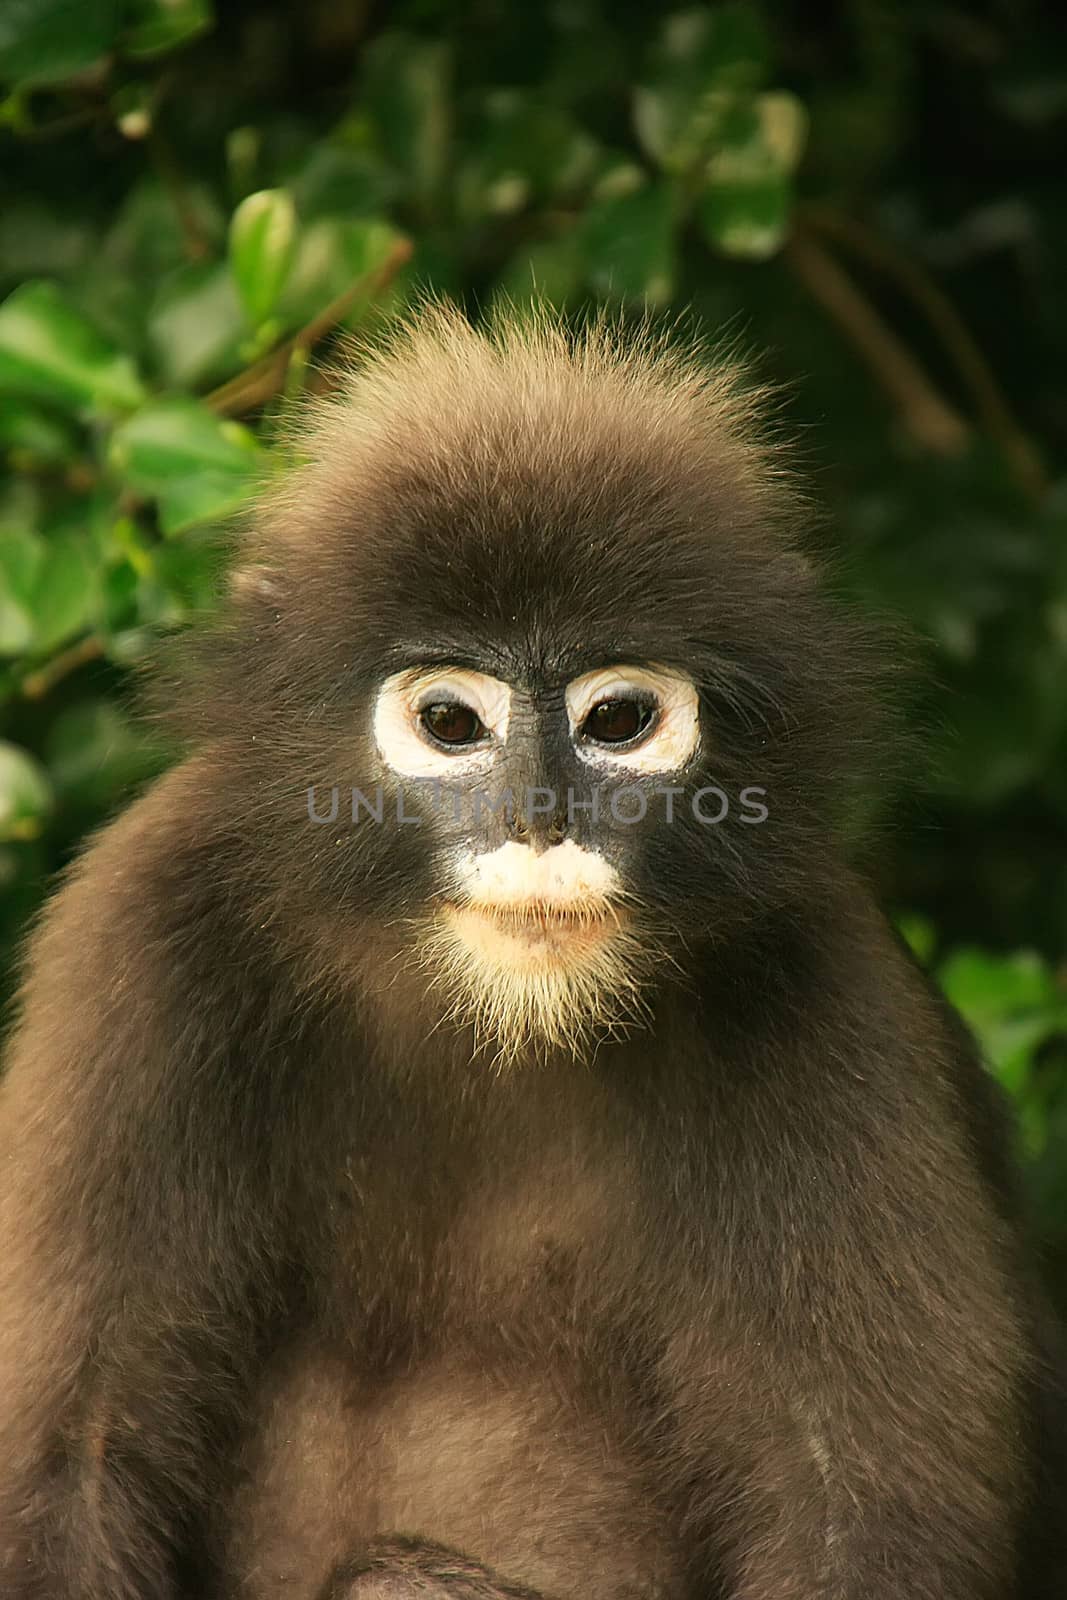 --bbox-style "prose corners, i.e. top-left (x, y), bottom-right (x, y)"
top-left (412, 902), bottom-right (660, 1065)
